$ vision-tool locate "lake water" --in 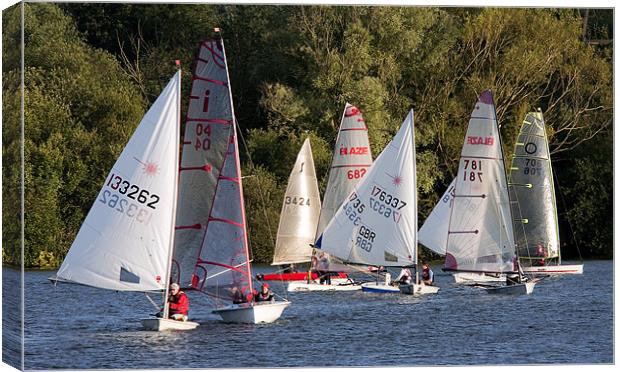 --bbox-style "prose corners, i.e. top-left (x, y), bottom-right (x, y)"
top-left (2, 260), bottom-right (614, 369)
